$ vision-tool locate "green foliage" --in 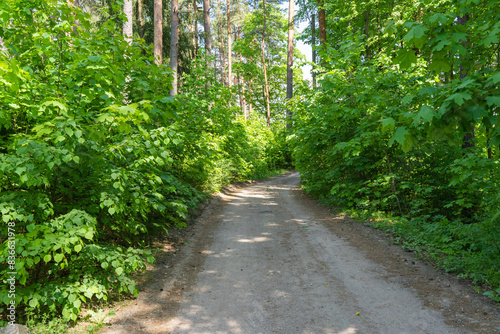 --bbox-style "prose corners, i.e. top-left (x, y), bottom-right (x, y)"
top-left (294, 0), bottom-right (500, 300)
top-left (0, 0), bottom-right (287, 326)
